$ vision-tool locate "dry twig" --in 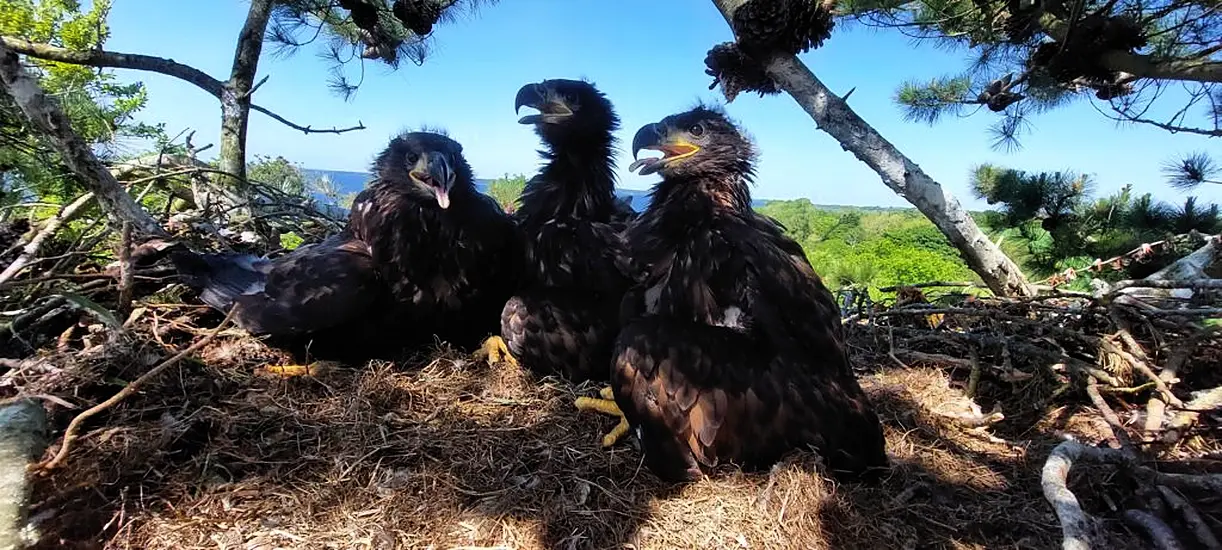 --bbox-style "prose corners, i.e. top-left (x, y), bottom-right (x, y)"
top-left (30, 306), bottom-right (238, 473)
